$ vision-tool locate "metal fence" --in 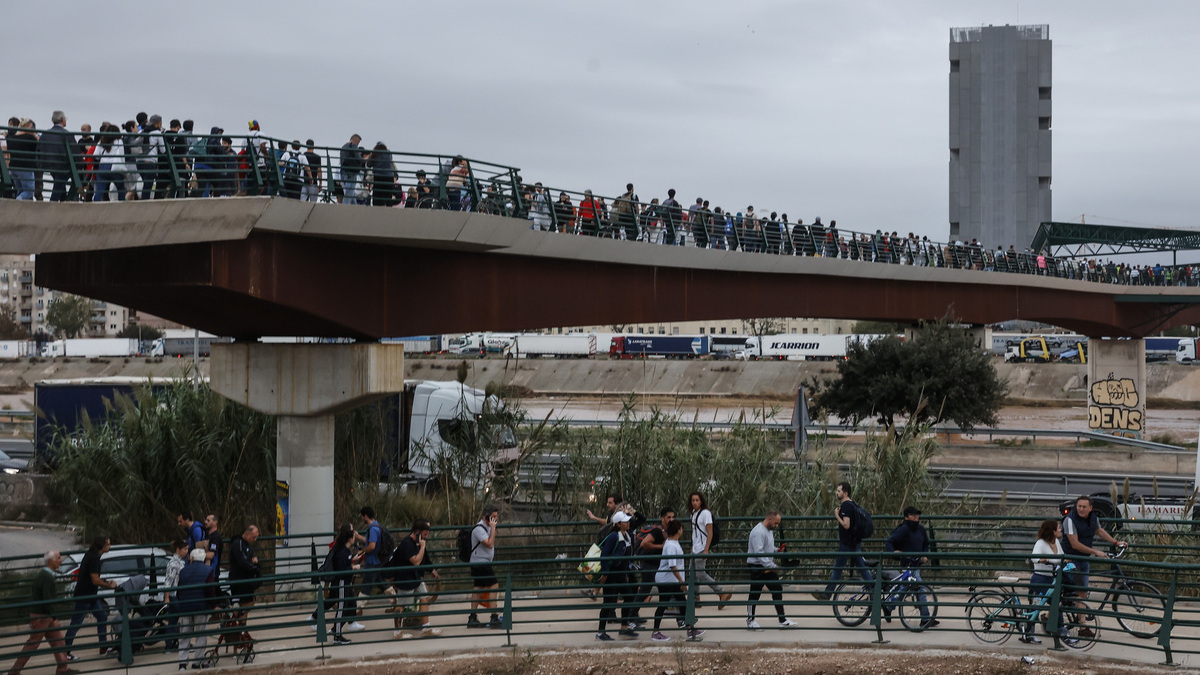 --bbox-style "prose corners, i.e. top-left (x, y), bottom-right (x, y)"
top-left (2, 515), bottom-right (1200, 670)
top-left (2, 124), bottom-right (1194, 287)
